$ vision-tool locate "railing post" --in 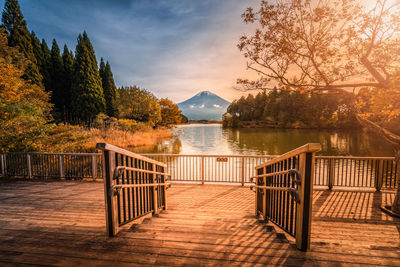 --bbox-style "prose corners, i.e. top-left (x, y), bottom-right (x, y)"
top-left (201, 156), bottom-right (205, 185)
top-left (328, 159), bottom-right (334, 190)
top-left (92, 154), bottom-right (97, 181)
top-left (296, 151), bottom-right (315, 252)
top-left (103, 150), bottom-right (118, 236)
top-left (254, 173), bottom-right (259, 216)
top-left (152, 163), bottom-right (158, 214)
top-left (241, 157), bottom-right (245, 186)
top-left (376, 160), bottom-right (384, 191)
top-left (163, 167), bottom-right (167, 210)
top-left (59, 155), bottom-right (64, 180)
top-left (262, 166), bottom-right (267, 218)
top-left (27, 154), bottom-right (32, 178)
top-left (1, 154), bottom-right (5, 177)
